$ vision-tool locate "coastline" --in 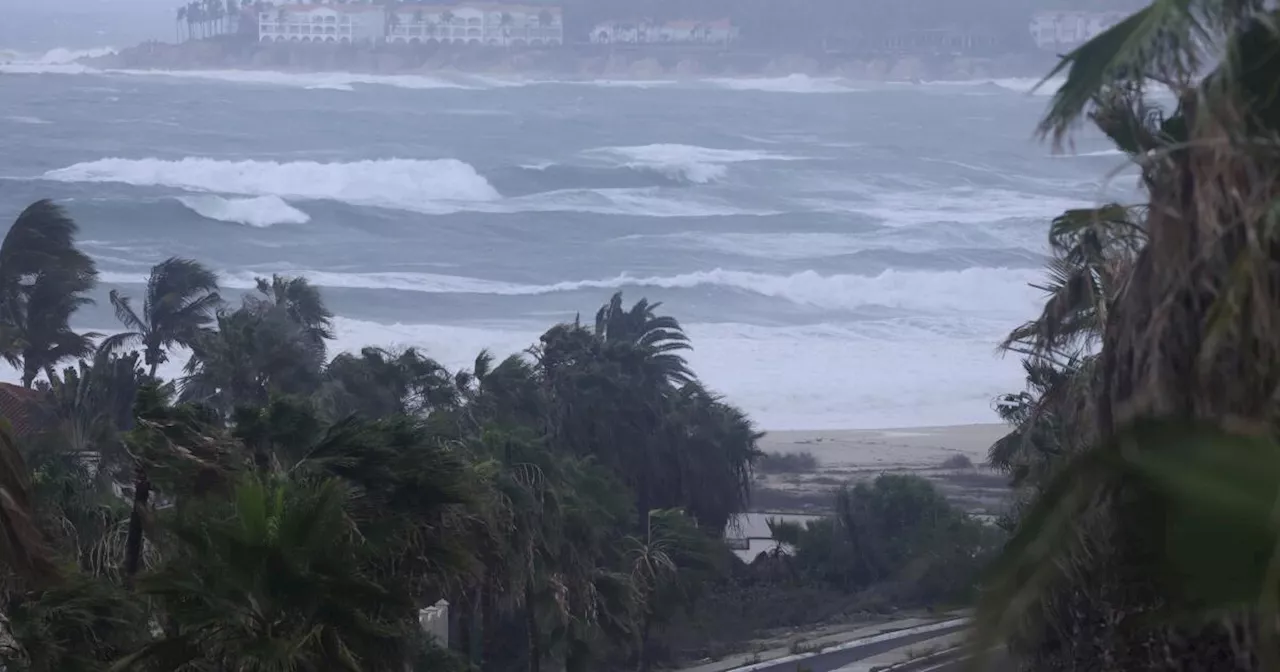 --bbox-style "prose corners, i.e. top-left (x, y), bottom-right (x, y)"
top-left (752, 424), bottom-right (1009, 517)
top-left (81, 38), bottom-right (1059, 83)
